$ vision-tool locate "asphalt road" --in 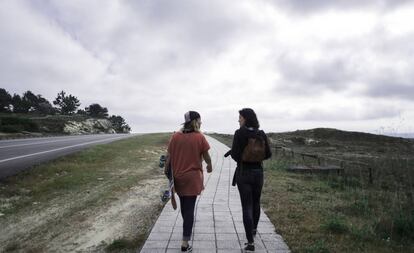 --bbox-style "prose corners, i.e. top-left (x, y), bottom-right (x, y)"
top-left (0, 134), bottom-right (136, 179)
